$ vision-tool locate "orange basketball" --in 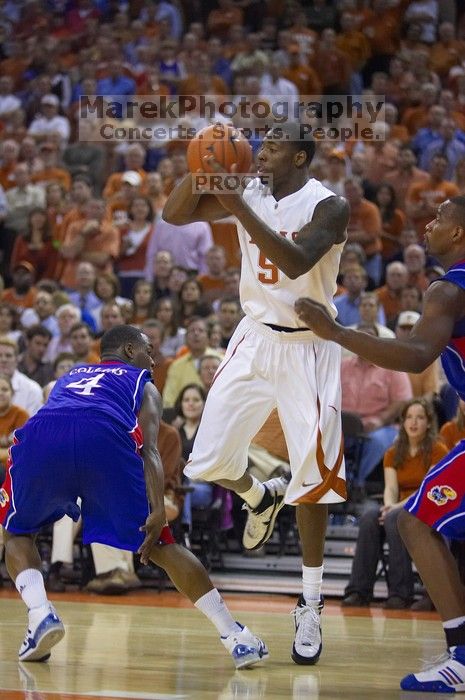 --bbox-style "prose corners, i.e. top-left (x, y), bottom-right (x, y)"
top-left (187, 123), bottom-right (253, 174)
